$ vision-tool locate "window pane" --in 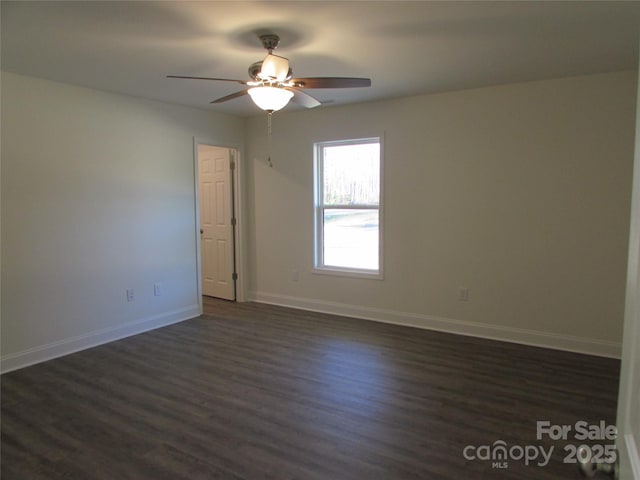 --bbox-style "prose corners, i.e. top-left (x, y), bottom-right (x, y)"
top-left (323, 209), bottom-right (379, 270)
top-left (323, 143), bottom-right (380, 206)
